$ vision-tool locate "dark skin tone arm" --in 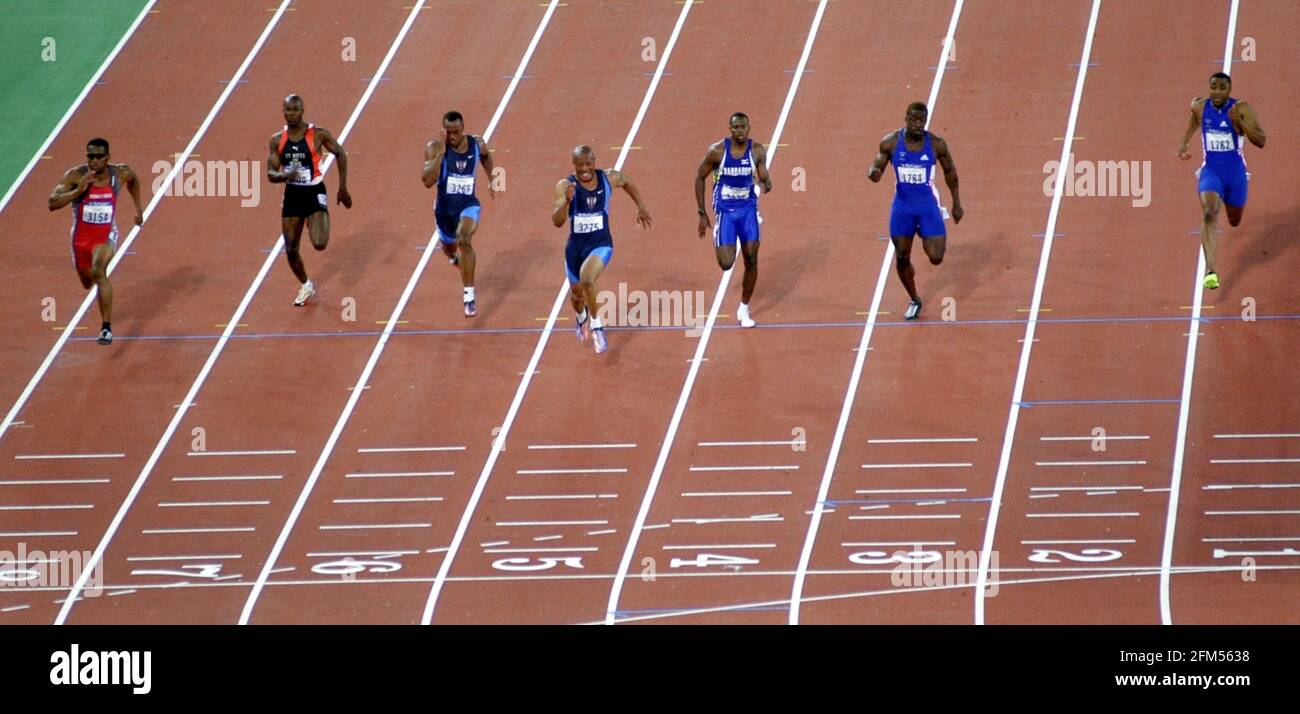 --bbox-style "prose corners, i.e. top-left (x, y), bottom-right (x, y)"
top-left (48, 165), bottom-right (145, 225)
top-left (694, 141), bottom-right (772, 238)
top-left (422, 136), bottom-right (446, 189)
top-left (933, 135), bottom-right (962, 223)
top-left (867, 132), bottom-right (963, 223)
top-left (1177, 98), bottom-right (1205, 160)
